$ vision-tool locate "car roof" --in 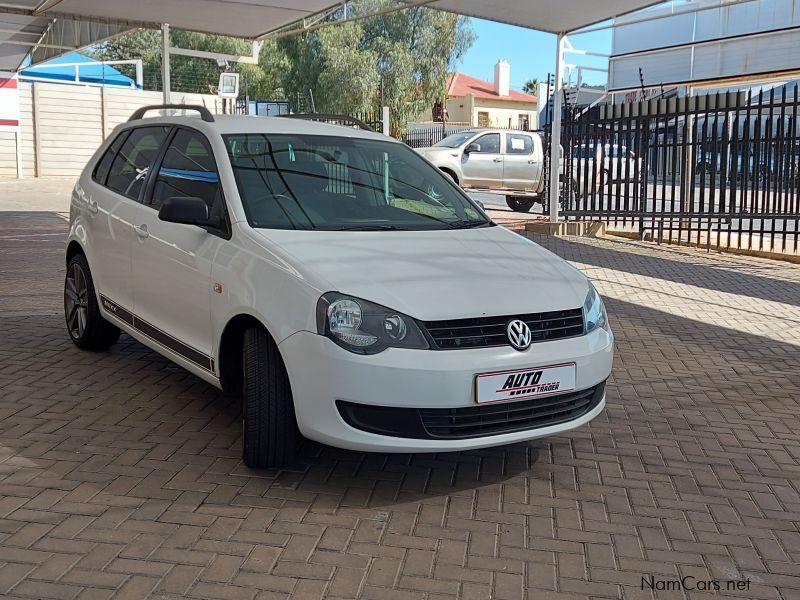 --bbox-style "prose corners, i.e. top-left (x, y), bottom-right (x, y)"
top-left (122, 114), bottom-right (395, 142)
top-left (462, 128), bottom-right (536, 134)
